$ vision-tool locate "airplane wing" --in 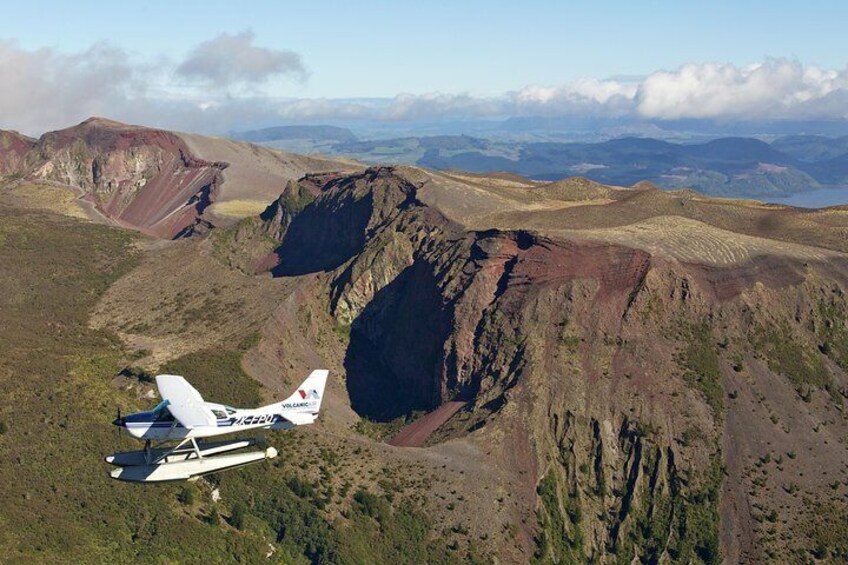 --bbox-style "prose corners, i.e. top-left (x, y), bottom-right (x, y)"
top-left (155, 374), bottom-right (216, 428)
top-left (281, 411), bottom-right (316, 426)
